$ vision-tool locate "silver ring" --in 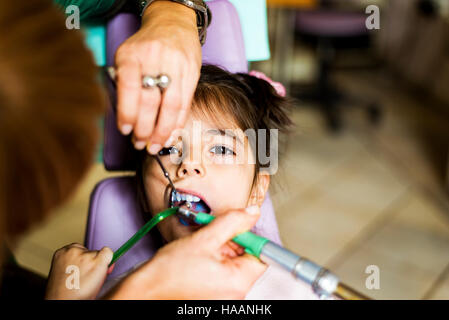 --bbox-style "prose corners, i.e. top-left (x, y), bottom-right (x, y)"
top-left (157, 74), bottom-right (171, 89)
top-left (141, 74), bottom-right (171, 89)
top-left (142, 75), bottom-right (158, 88)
